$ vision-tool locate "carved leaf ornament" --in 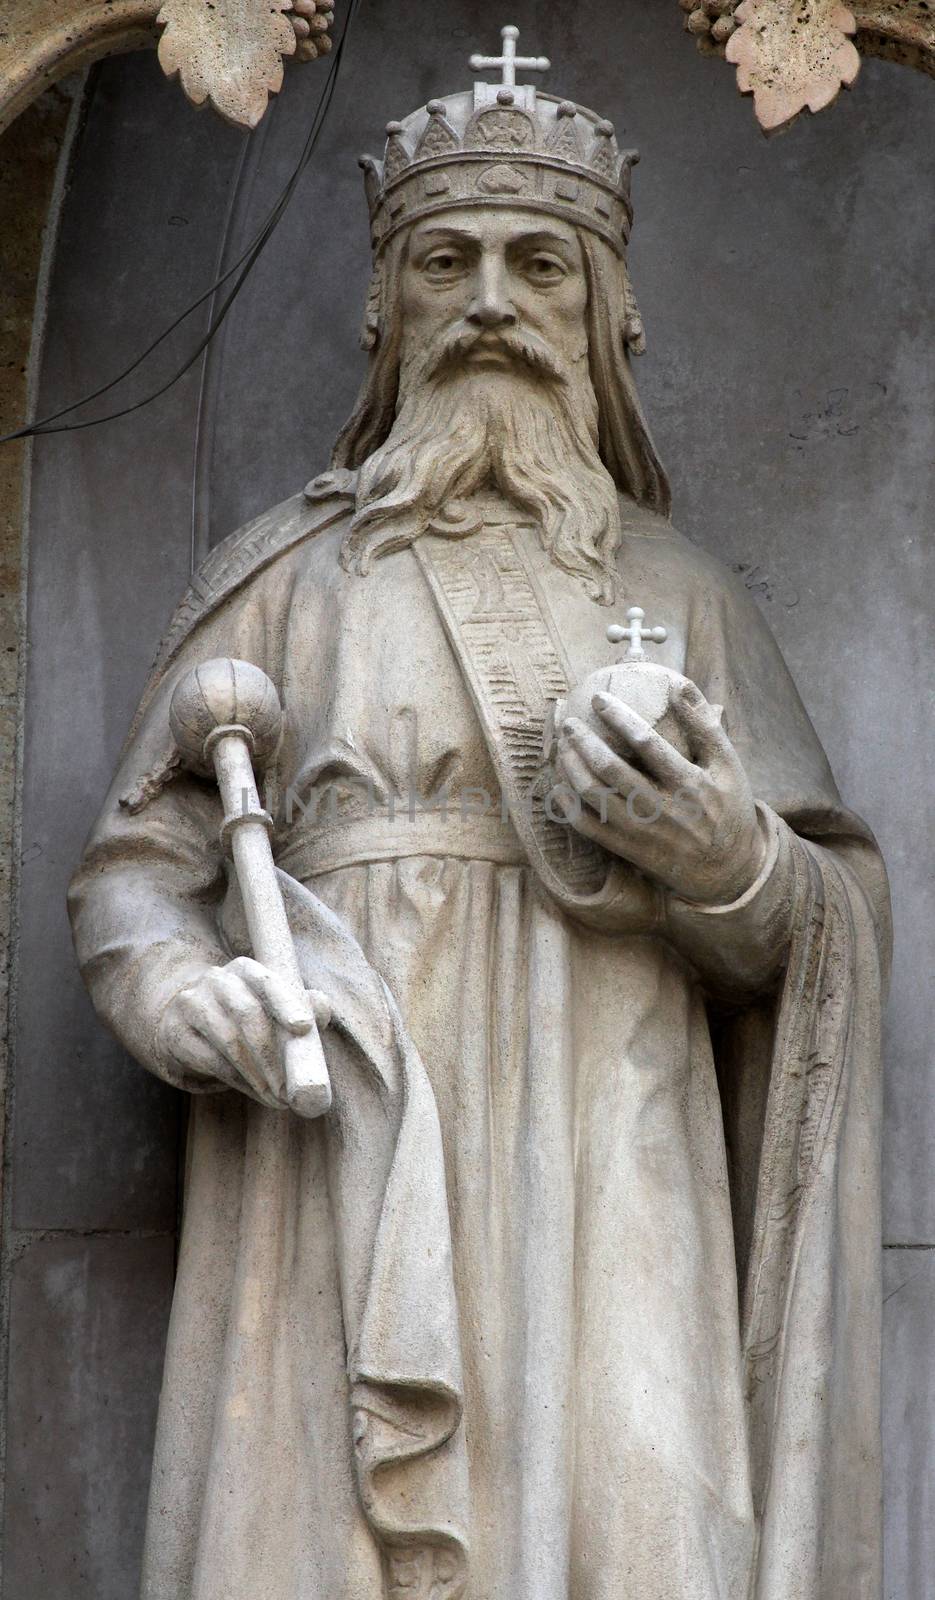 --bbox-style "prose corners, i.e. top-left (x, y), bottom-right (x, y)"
top-left (725, 0), bottom-right (862, 130)
top-left (156, 0), bottom-right (297, 128)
